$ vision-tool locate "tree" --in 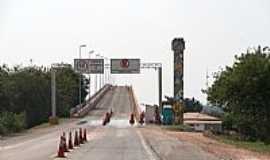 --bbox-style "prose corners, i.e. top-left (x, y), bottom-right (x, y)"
top-left (183, 97), bottom-right (203, 113)
top-left (0, 64), bottom-right (88, 132)
top-left (55, 66), bottom-right (89, 117)
top-left (206, 46), bottom-right (270, 143)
